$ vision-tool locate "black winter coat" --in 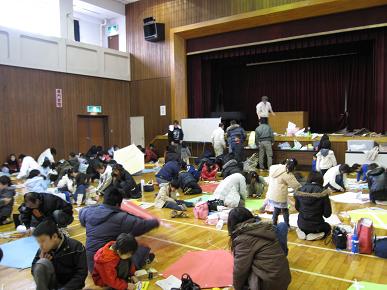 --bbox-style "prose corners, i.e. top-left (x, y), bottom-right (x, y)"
top-left (177, 171), bottom-right (197, 189)
top-left (113, 170), bottom-right (141, 199)
top-left (19, 193), bottom-right (73, 228)
top-left (367, 167), bottom-right (387, 202)
top-left (32, 235), bottom-right (88, 290)
top-left (0, 187), bottom-right (15, 219)
top-left (294, 183), bottom-right (332, 232)
top-left (222, 159), bottom-right (242, 178)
